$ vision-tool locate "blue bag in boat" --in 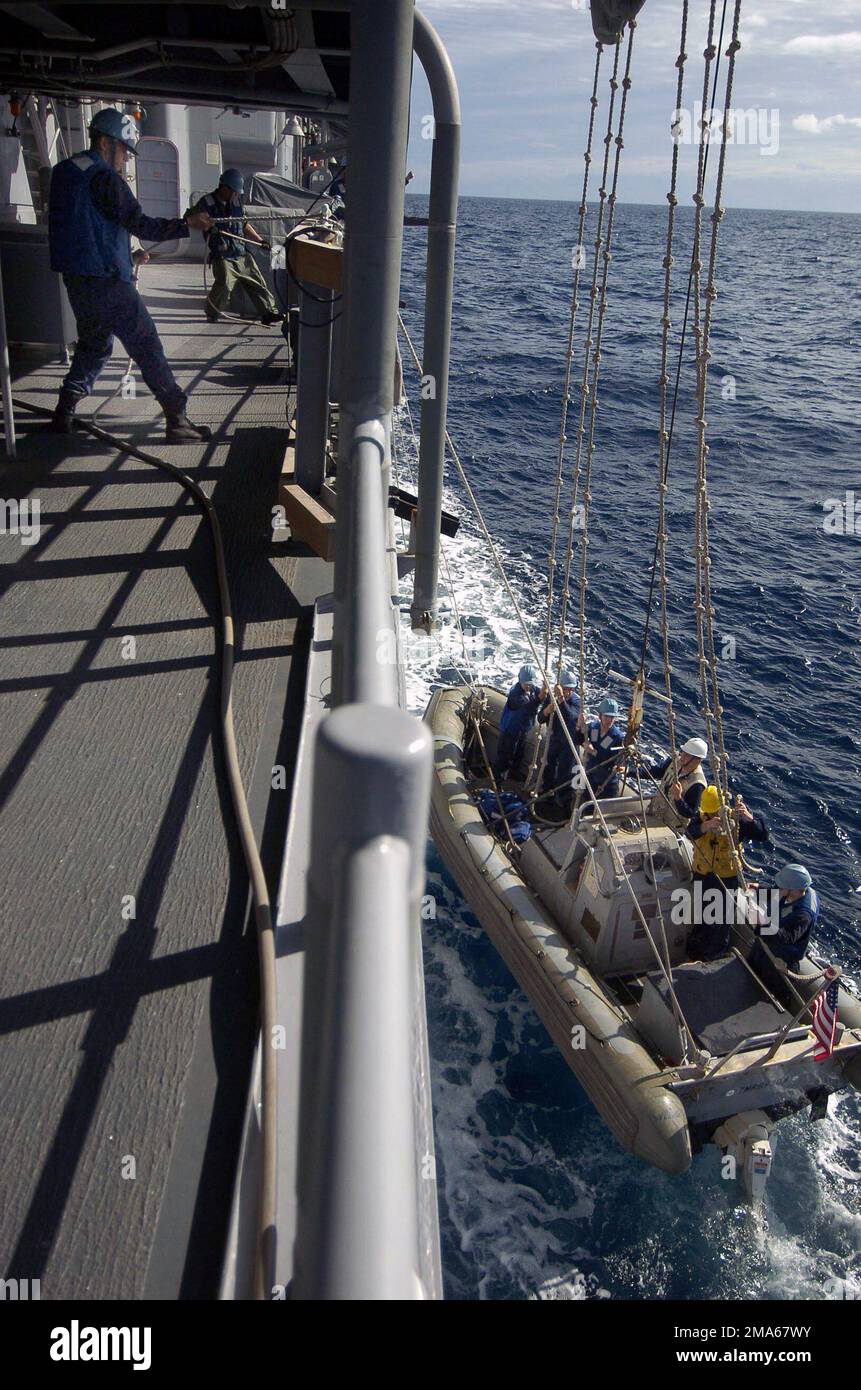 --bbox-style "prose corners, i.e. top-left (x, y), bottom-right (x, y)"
top-left (476, 790), bottom-right (533, 844)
